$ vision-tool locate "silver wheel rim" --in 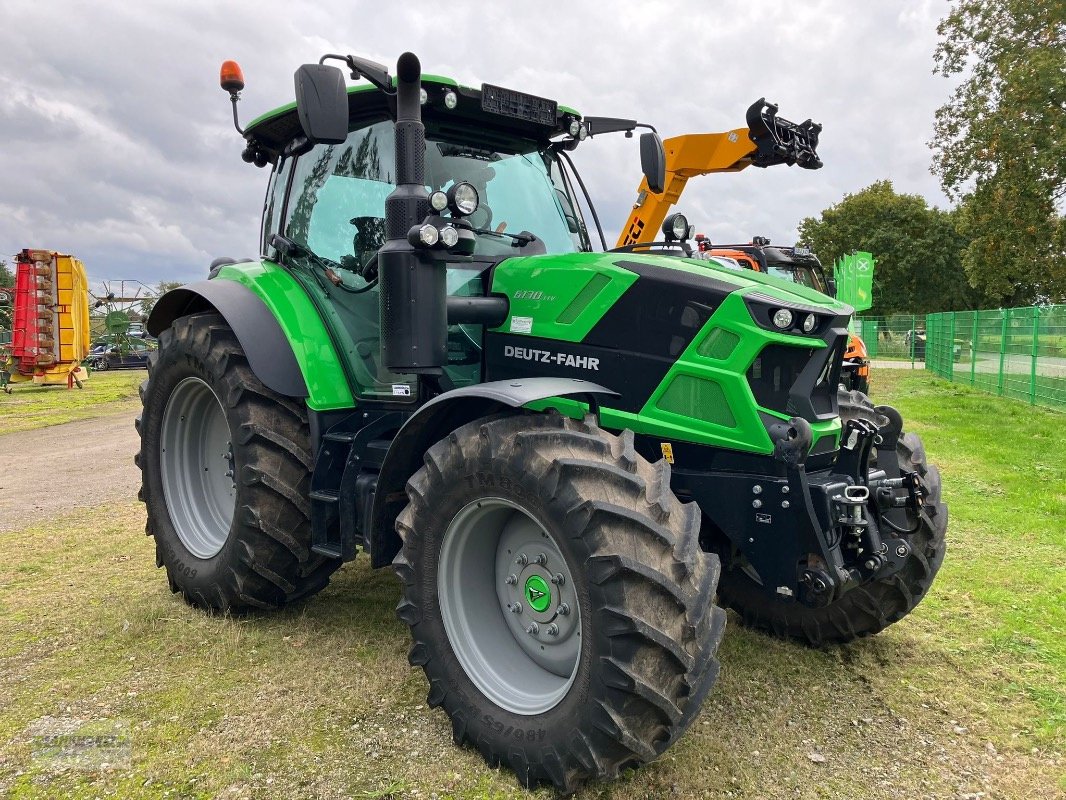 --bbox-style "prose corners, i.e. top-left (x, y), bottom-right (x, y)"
top-left (160, 377), bottom-right (235, 559)
top-left (438, 498), bottom-right (581, 716)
